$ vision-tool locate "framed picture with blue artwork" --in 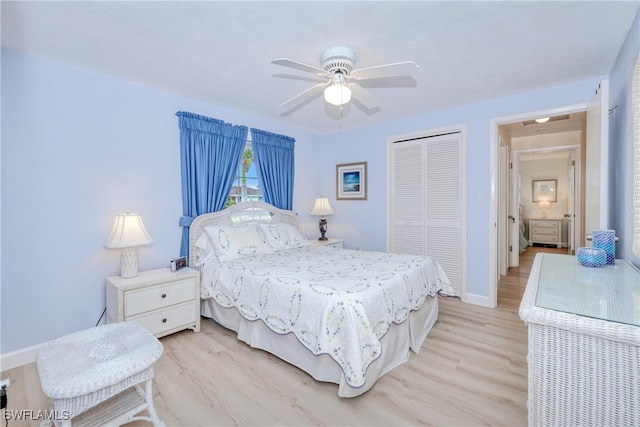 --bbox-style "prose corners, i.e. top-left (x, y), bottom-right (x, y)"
top-left (336, 162), bottom-right (367, 200)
